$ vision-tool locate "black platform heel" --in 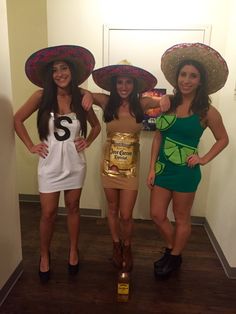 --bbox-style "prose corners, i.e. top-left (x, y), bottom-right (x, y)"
top-left (154, 247), bottom-right (172, 269)
top-left (154, 254), bottom-right (182, 278)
